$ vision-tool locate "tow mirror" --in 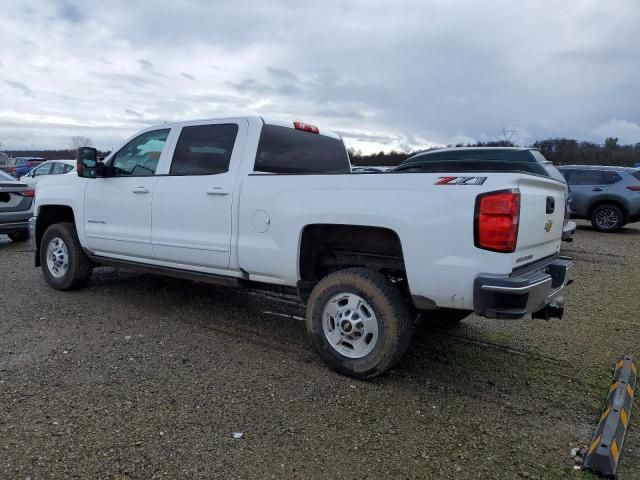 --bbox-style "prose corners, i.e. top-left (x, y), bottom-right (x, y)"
top-left (76, 147), bottom-right (104, 178)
